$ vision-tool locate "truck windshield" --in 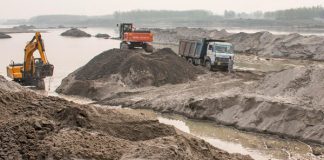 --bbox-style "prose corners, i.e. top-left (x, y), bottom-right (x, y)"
top-left (215, 45), bottom-right (233, 54)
